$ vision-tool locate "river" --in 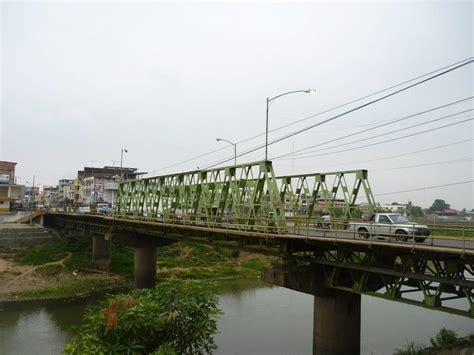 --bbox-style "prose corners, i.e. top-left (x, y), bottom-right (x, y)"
top-left (0, 279), bottom-right (472, 354)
